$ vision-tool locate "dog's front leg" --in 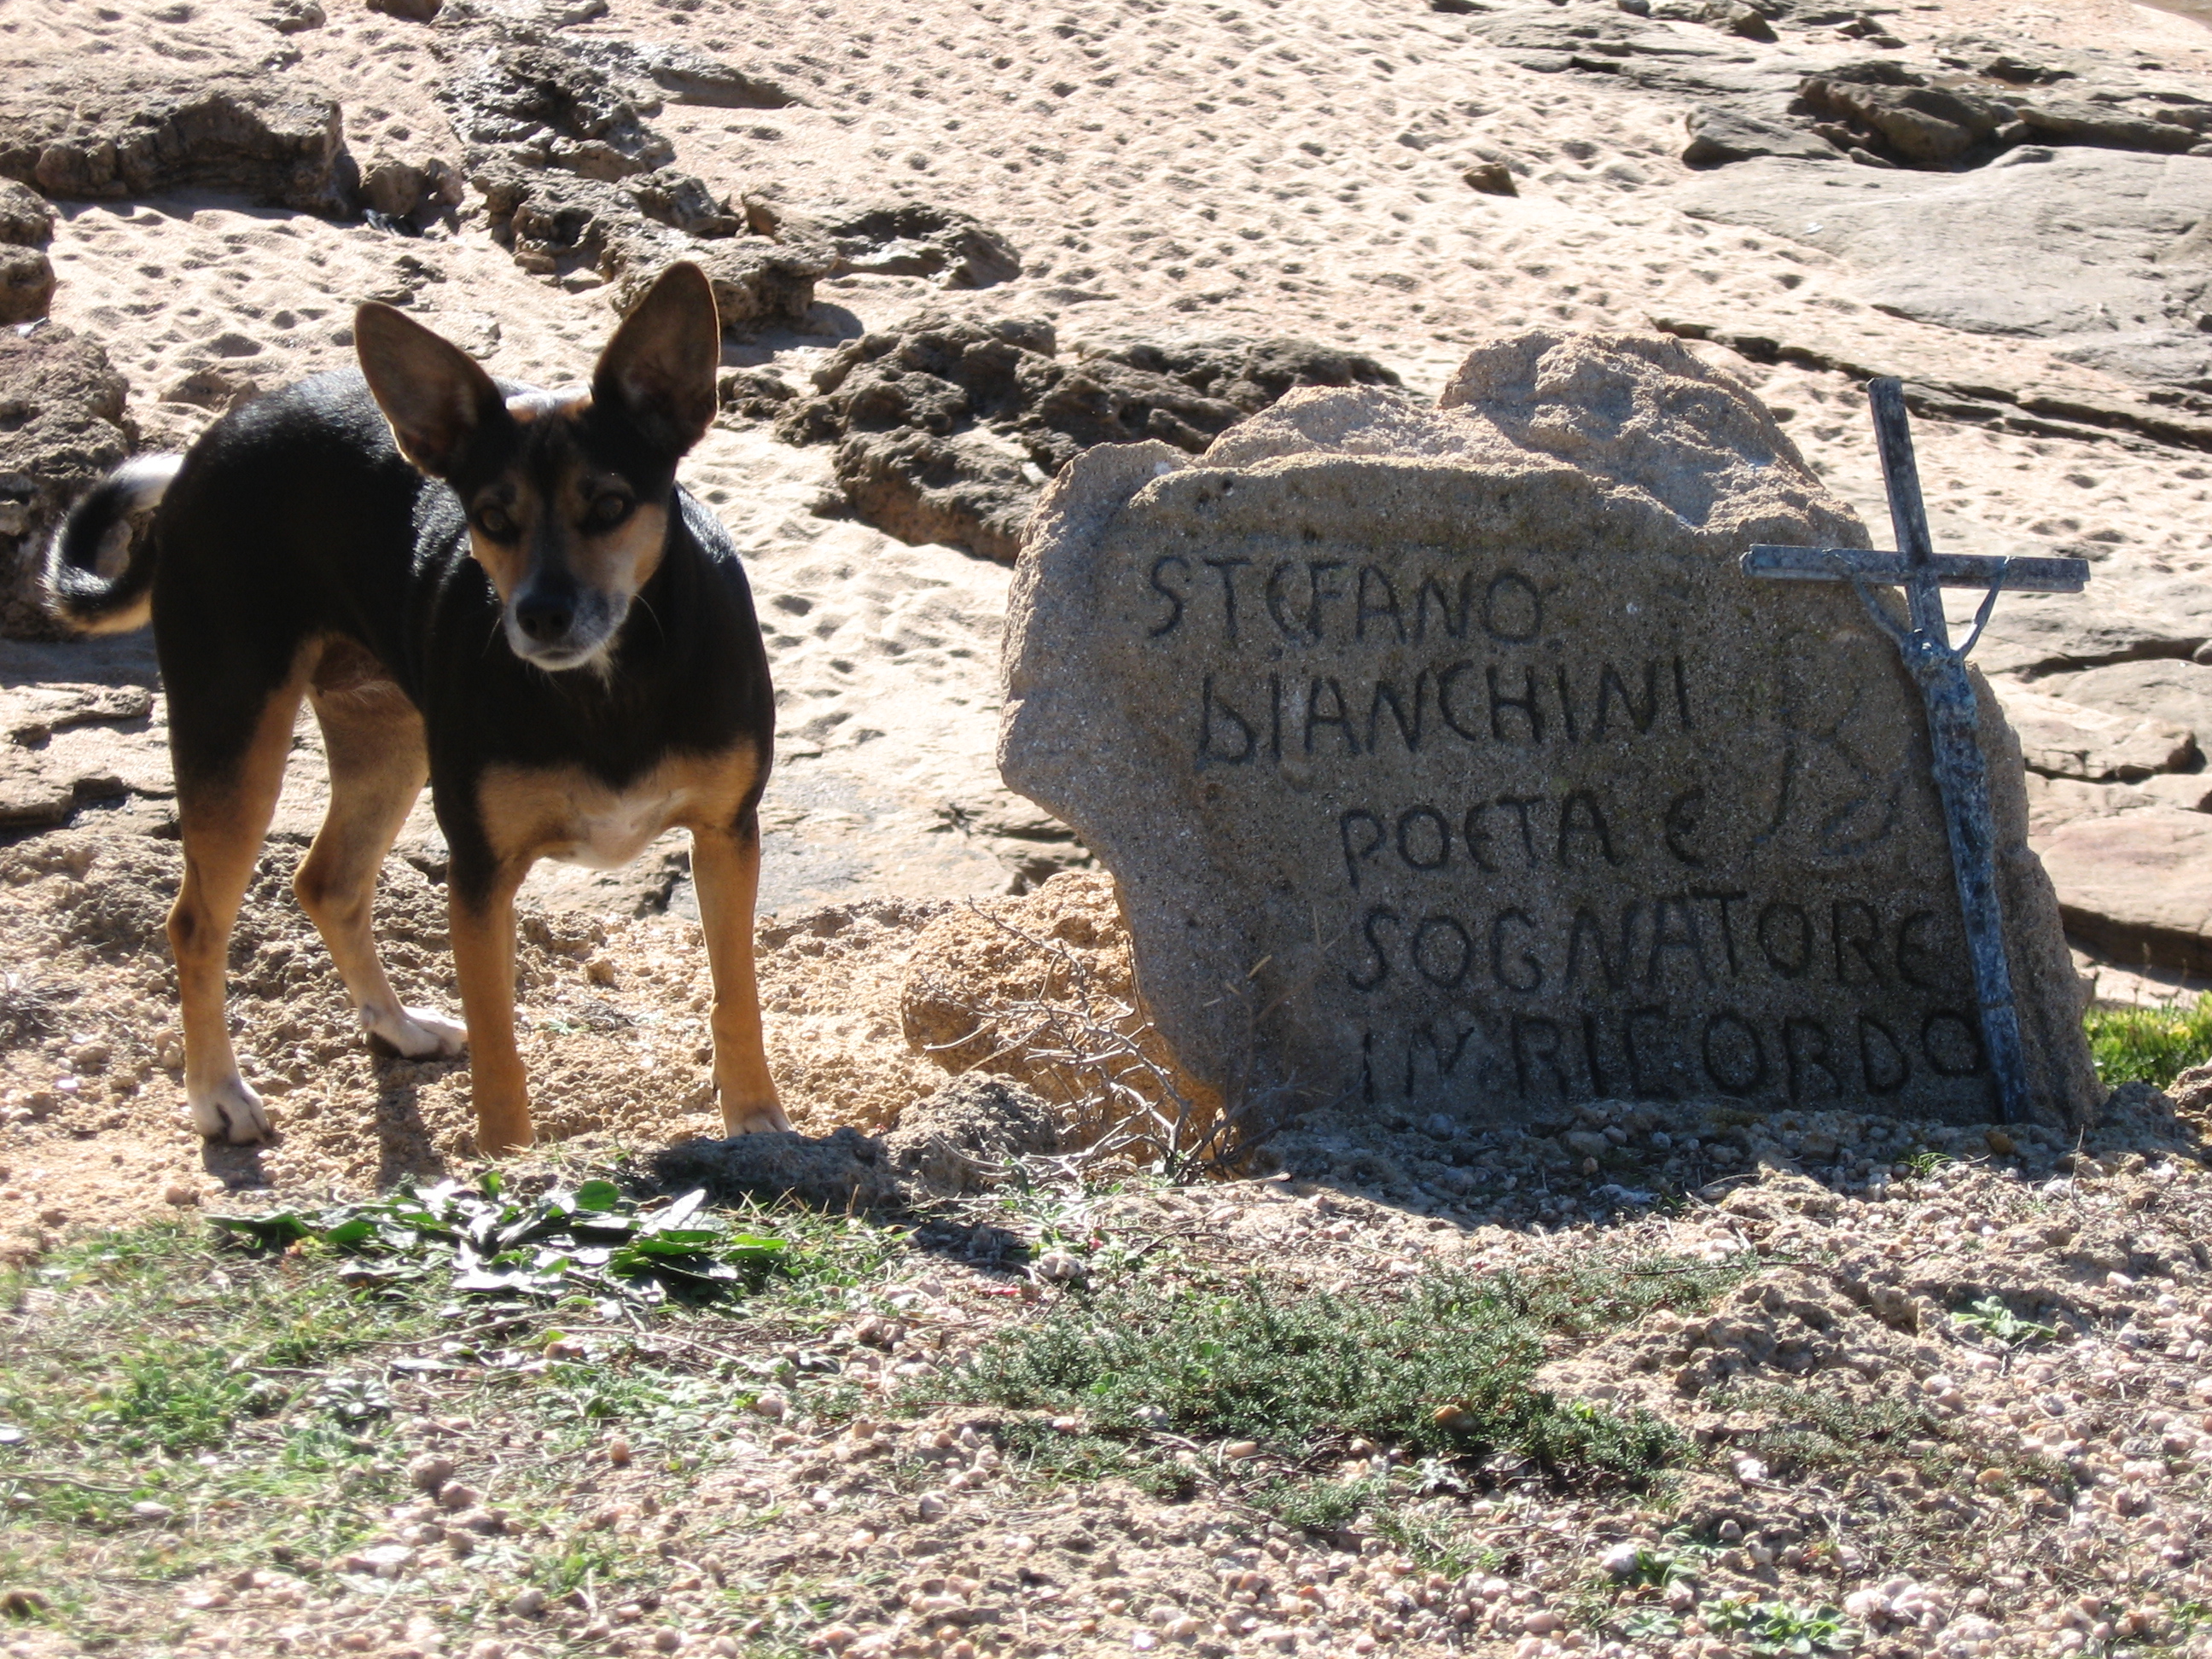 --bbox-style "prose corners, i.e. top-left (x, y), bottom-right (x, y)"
top-left (691, 811), bottom-right (789, 1136)
top-left (446, 865), bottom-right (534, 1155)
